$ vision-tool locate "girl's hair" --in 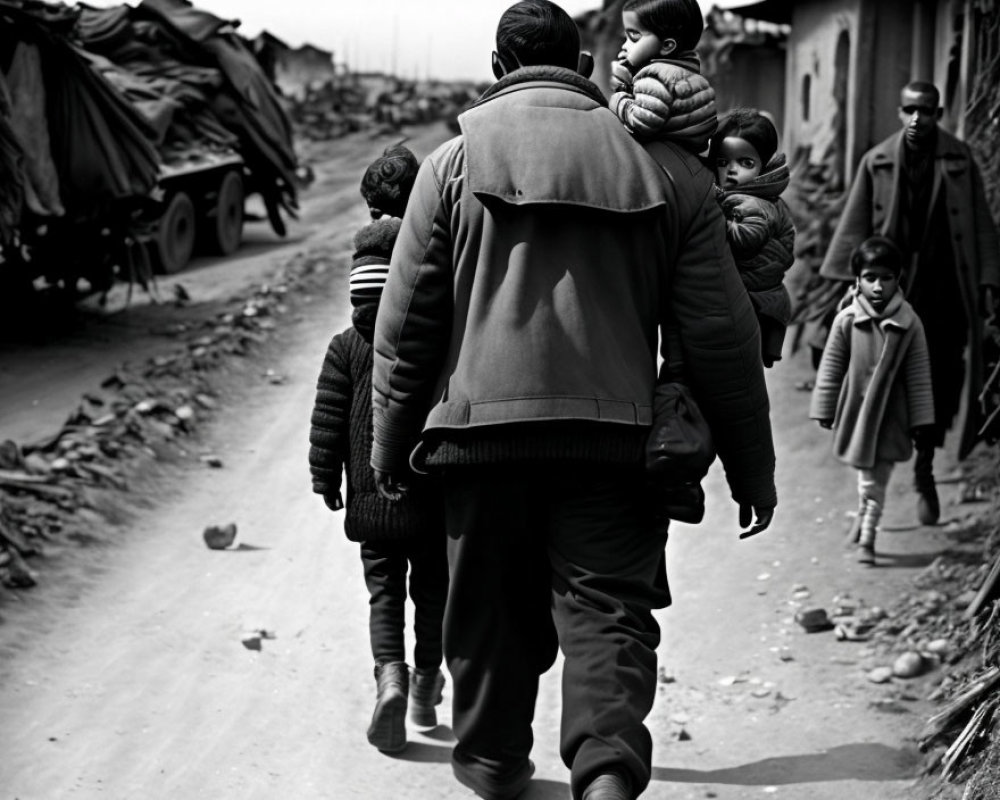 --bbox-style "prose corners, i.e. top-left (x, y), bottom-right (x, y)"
top-left (496, 0), bottom-right (580, 70)
top-left (623, 0), bottom-right (704, 52)
top-left (850, 236), bottom-right (904, 277)
top-left (709, 107), bottom-right (779, 167)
